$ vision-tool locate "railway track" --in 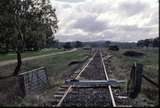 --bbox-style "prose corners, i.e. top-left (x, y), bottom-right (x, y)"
top-left (48, 48), bottom-right (130, 107)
